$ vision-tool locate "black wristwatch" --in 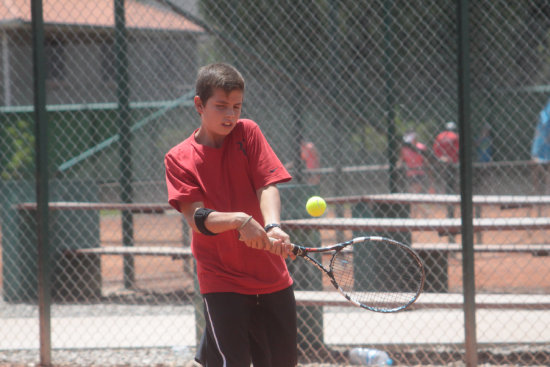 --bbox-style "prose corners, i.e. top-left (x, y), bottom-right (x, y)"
top-left (264, 223), bottom-right (281, 232)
